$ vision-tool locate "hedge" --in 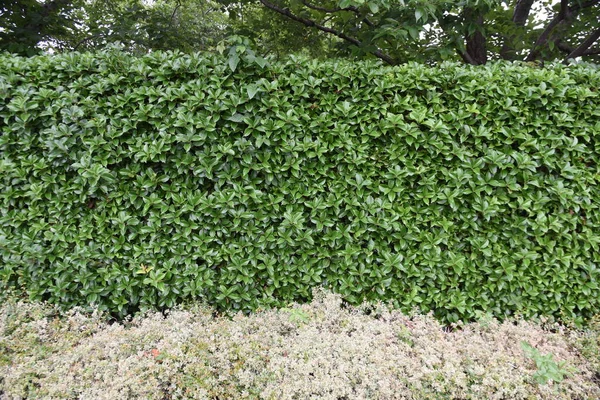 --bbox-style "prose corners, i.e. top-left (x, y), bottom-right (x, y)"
top-left (0, 50), bottom-right (599, 324)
